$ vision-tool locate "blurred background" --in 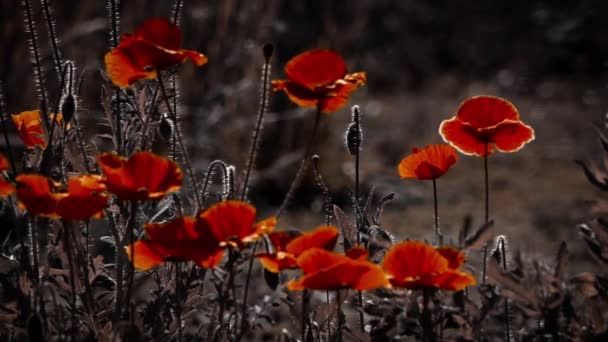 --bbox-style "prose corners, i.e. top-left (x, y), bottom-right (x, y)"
top-left (2, 0), bottom-right (607, 267)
